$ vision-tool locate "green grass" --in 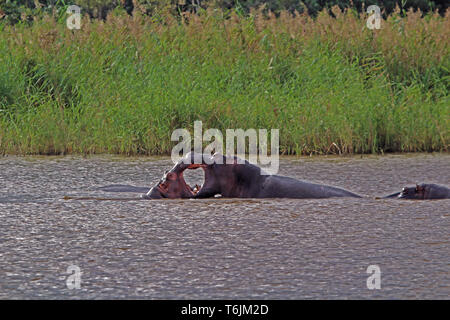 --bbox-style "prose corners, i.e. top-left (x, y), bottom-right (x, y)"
top-left (0, 9), bottom-right (448, 155)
